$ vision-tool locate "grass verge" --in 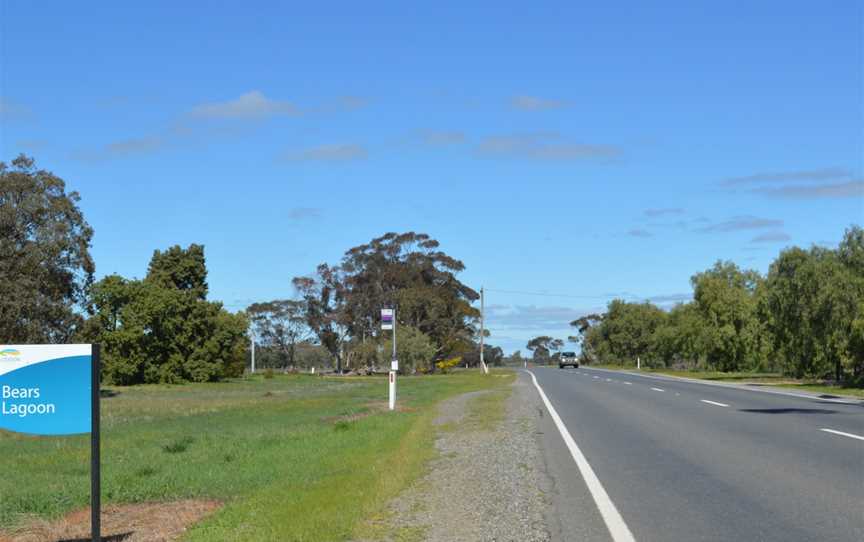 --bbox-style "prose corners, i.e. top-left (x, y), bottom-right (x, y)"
top-left (0, 369), bottom-right (514, 541)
